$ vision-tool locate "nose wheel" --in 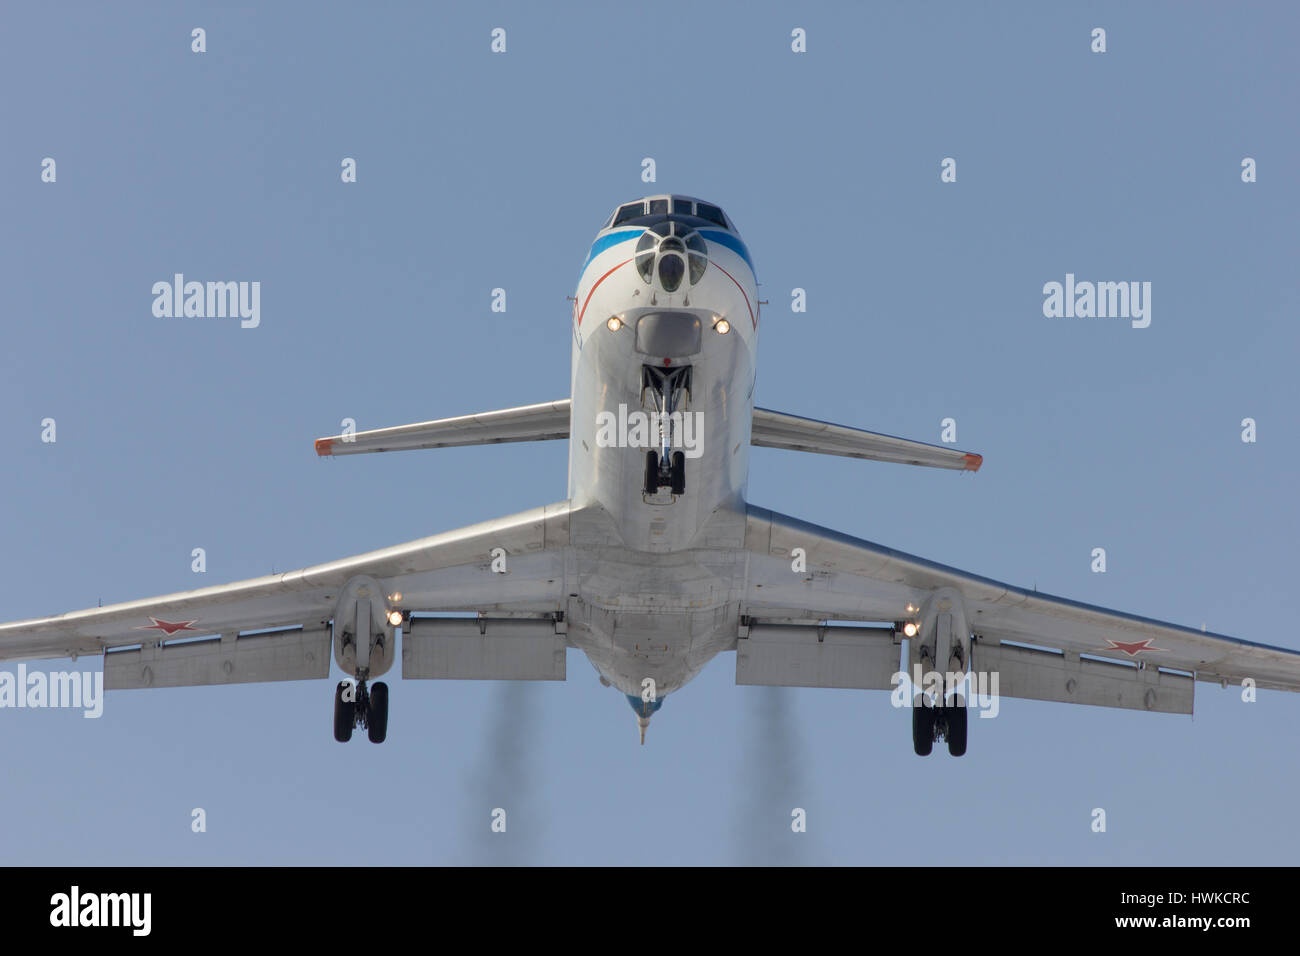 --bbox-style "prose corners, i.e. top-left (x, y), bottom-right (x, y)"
top-left (333, 677), bottom-right (389, 743)
top-left (669, 451), bottom-right (685, 494)
top-left (644, 450), bottom-right (686, 495)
